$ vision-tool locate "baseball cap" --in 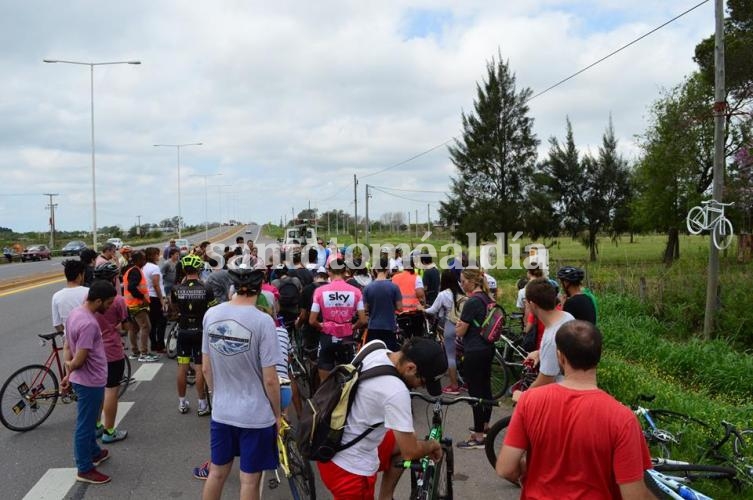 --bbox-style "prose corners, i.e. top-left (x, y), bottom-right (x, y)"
top-left (315, 266), bottom-right (328, 276)
top-left (403, 338), bottom-right (448, 396)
